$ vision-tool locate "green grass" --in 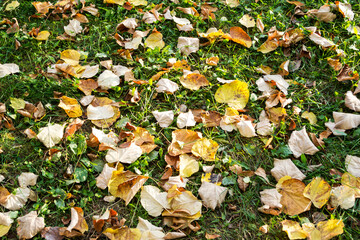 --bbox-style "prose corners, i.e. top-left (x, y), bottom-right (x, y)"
top-left (1, 0), bottom-right (360, 239)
